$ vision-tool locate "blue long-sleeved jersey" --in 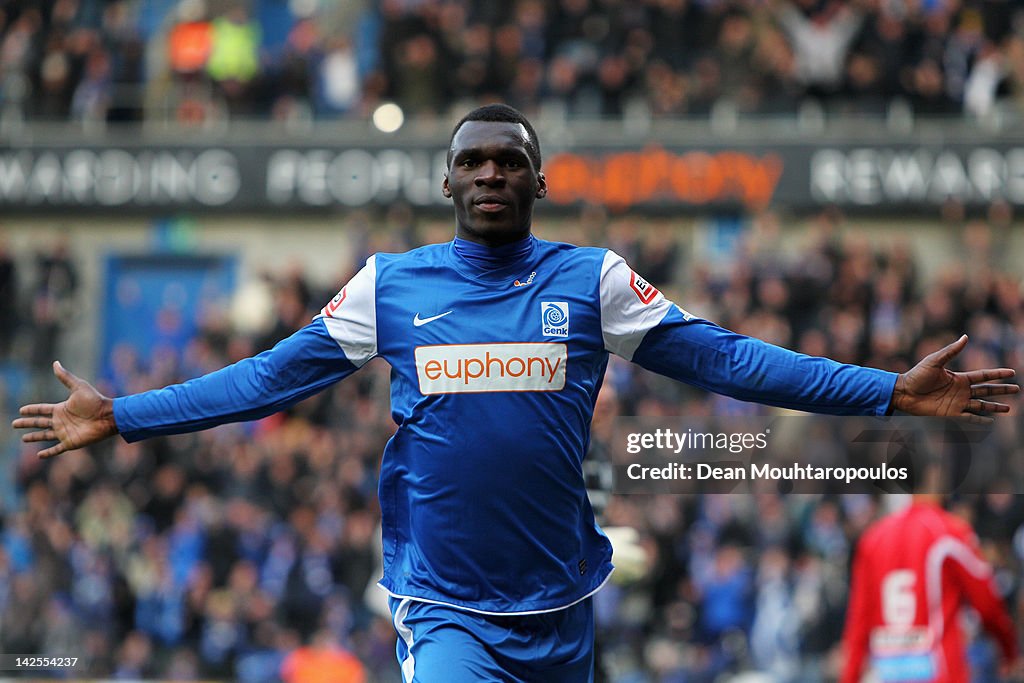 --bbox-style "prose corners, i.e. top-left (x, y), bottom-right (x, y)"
top-left (114, 237), bottom-right (897, 614)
